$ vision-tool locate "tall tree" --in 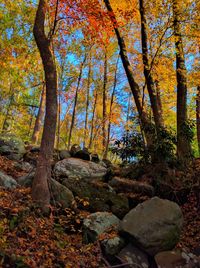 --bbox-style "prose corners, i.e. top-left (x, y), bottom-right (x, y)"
top-left (102, 50), bottom-right (108, 157)
top-left (173, 0), bottom-right (192, 160)
top-left (67, 54), bottom-right (87, 149)
top-left (89, 89), bottom-right (98, 149)
top-left (196, 85), bottom-right (200, 155)
top-left (105, 55), bottom-right (119, 158)
top-left (31, 84), bottom-right (46, 144)
top-left (103, 0), bottom-right (153, 149)
top-left (32, 0), bottom-right (58, 210)
top-left (83, 52), bottom-right (92, 148)
top-left (139, 0), bottom-right (164, 130)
